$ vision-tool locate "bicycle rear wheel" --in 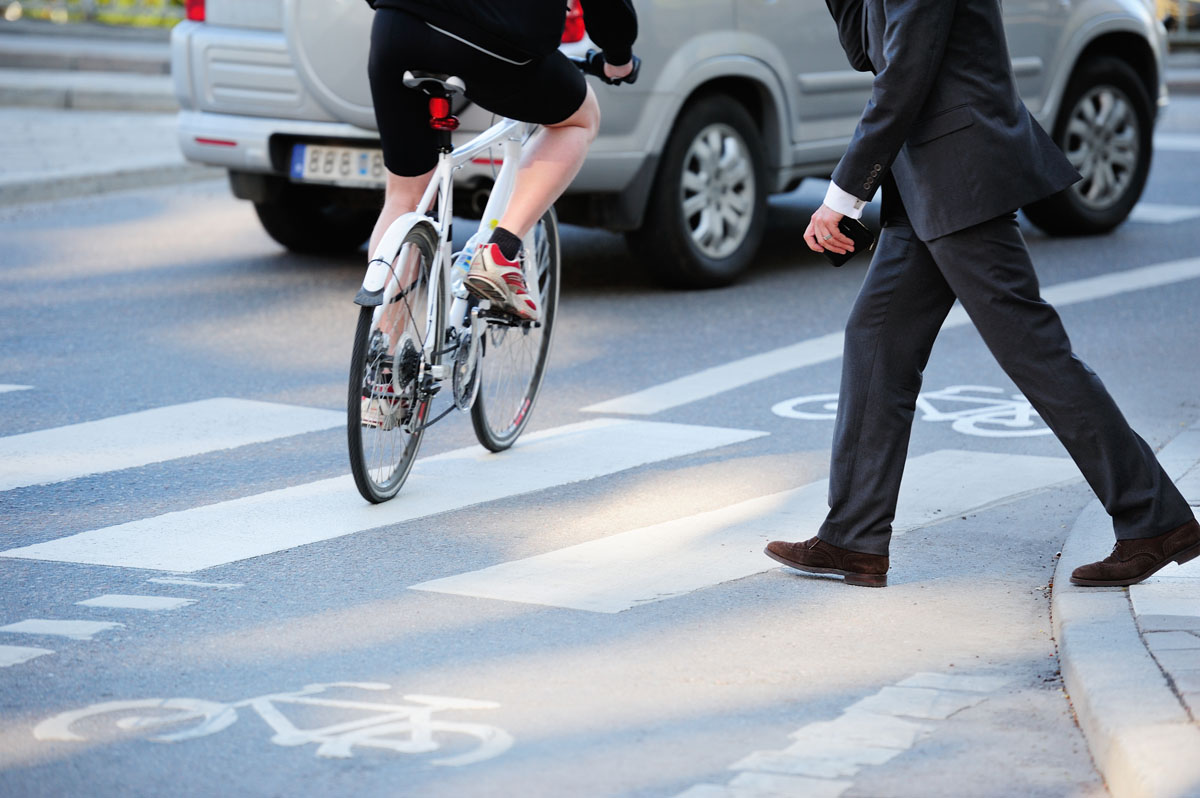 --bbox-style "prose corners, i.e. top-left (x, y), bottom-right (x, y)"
top-left (470, 207), bottom-right (560, 452)
top-left (348, 225), bottom-right (444, 503)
